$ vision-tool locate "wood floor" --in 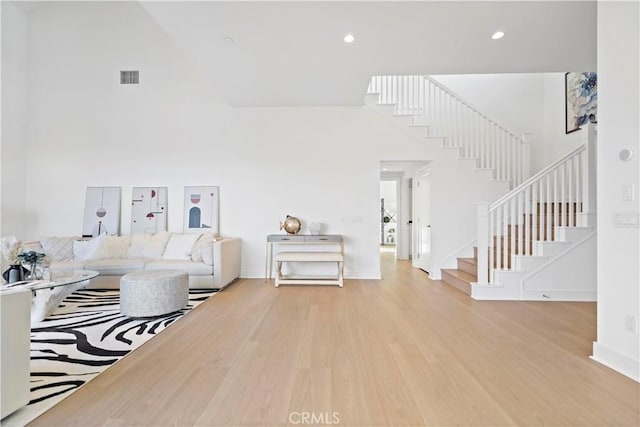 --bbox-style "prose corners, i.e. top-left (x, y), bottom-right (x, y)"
top-left (31, 252), bottom-right (639, 426)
